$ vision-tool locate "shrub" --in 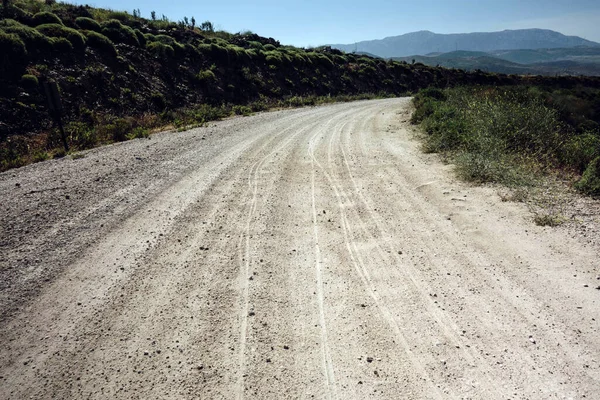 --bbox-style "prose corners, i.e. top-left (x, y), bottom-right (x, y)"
top-left (101, 118), bottom-right (132, 142)
top-left (146, 41), bottom-right (174, 59)
top-left (575, 156), bottom-right (600, 196)
top-left (20, 74), bottom-right (38, 89)
top-left (562, 132), bottom-right (600, 173)
top-left (36, 23), bottom-right (86, 50)
top-left (67, 121), bottom-right (97, 149)
top-left (127, 127), bottom-right (149, 140)
top-left (232, 105), bottom-right (252, 116)
top-left (51, 36), bottom-right (73, 52)
top-left (0, 19), bottom-right (53, 54)
top-left (101, 19), bottom-right (139, 46)
top-left (84, 30), bottom-right (117, 56)
top-left (196, 69), bottom-right (216, 83)
top-left (152, 34), bottom-right (184, 55)
top-left (32, 11), bottom-right (63, 26)
top-left (75, 17), bottom-right (101, 32)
